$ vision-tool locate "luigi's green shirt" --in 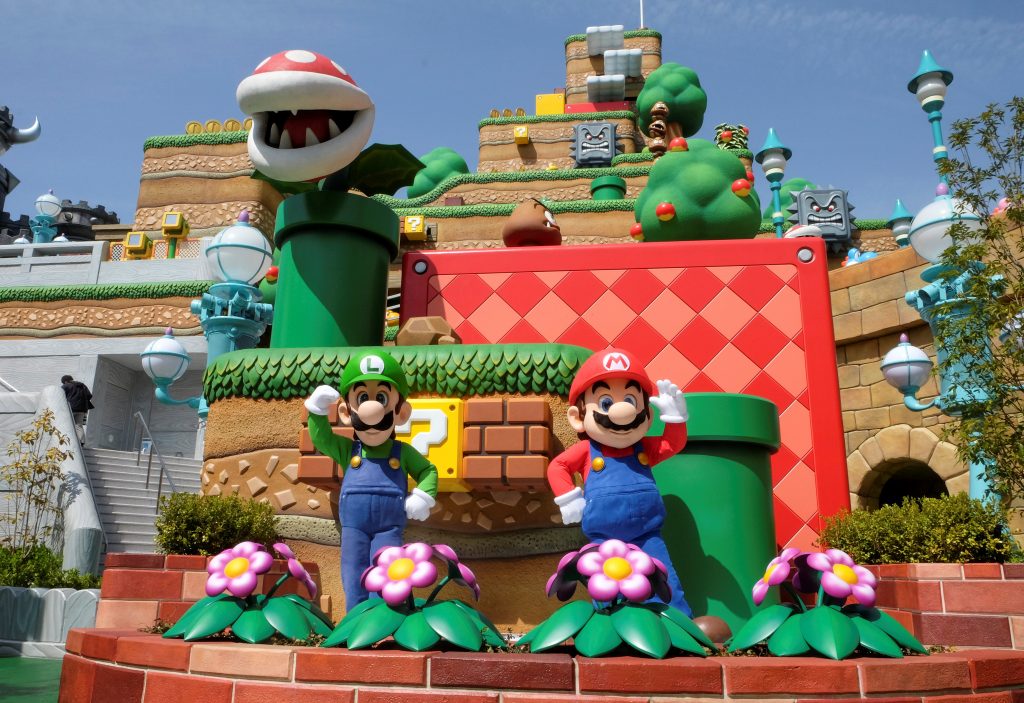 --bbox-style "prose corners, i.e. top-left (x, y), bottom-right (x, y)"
top-left (307, 413), bottom-right (439, 497)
